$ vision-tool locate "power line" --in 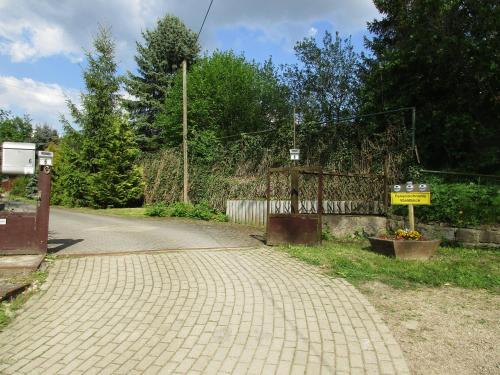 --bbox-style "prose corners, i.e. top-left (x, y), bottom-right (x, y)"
top-left (218, 128), bottom-right (275, 140)
top-left (302, 107), bottom-right (415, 127)
top-left (217, 107), bottom-right (415, 142)
top-left (196, 0), bottom-right (215, 42)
